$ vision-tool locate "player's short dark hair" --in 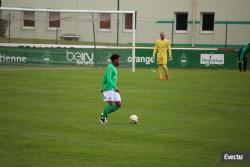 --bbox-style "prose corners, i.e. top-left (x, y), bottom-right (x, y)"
top-left (248, 43), bottom-right (250, 46)
top-left (110, 54), bottom-right (120, 61)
